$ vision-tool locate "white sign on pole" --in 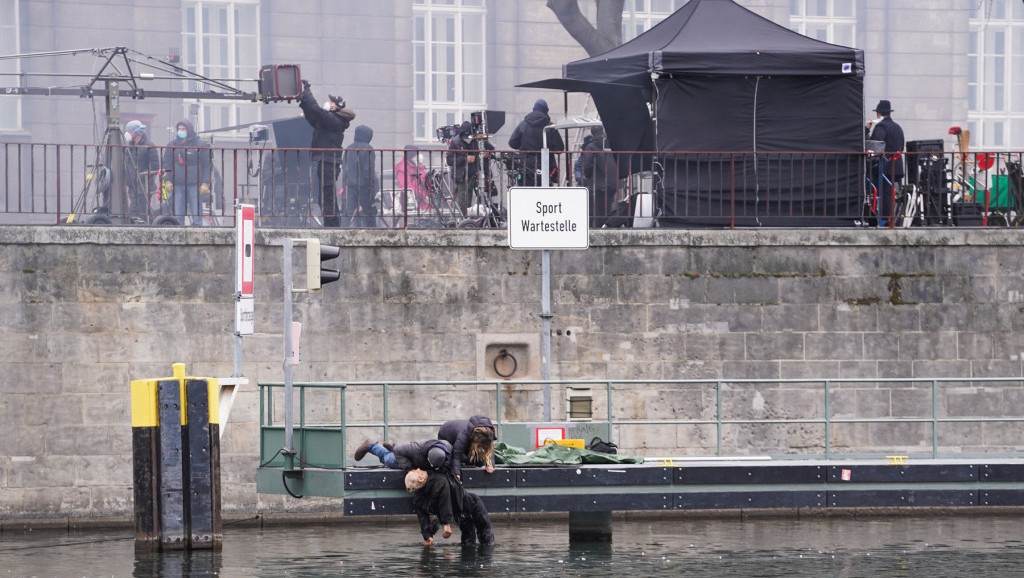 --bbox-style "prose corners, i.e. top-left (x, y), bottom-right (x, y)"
top-left (235, 297), bottom-right (254, 336)
top-left (507, 187), bottom-right (589, 250)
